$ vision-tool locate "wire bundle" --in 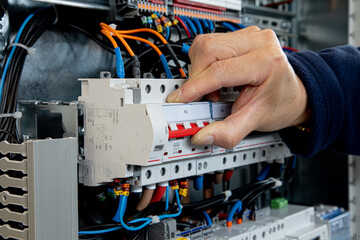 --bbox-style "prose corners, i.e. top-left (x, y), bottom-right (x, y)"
top-left (100, 23), bottom-right (187, 79)
top-left (0, 7), bottom-right (56, 143)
